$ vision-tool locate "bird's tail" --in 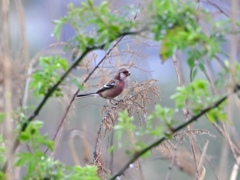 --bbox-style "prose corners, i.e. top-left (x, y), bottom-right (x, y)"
top-left (76, 92), bottom-right (98, 98)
